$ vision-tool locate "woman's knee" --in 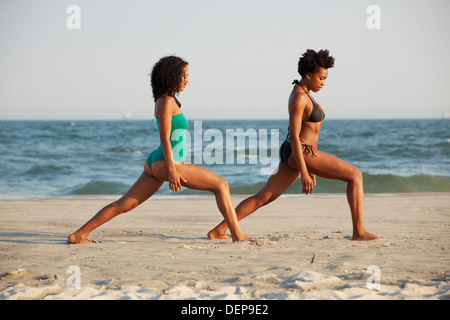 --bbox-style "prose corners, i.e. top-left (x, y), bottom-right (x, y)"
top-left (212, 176), bottom-right (230, 194)
top-left (348, 166), bottom-right (363, 184)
